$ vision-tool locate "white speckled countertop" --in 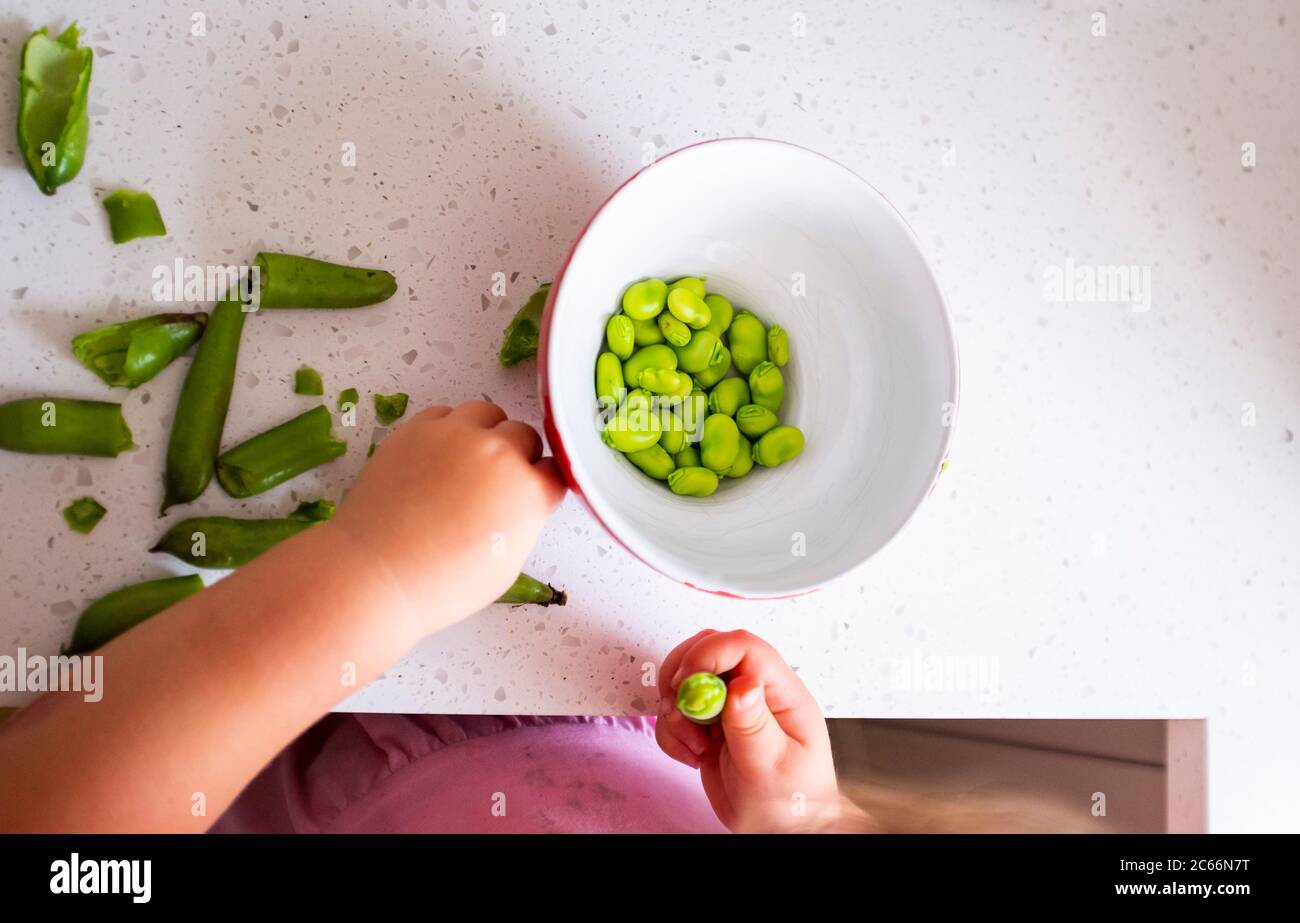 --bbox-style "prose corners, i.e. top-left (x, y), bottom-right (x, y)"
top-left (0, 1), bottom-right (1296, 831)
